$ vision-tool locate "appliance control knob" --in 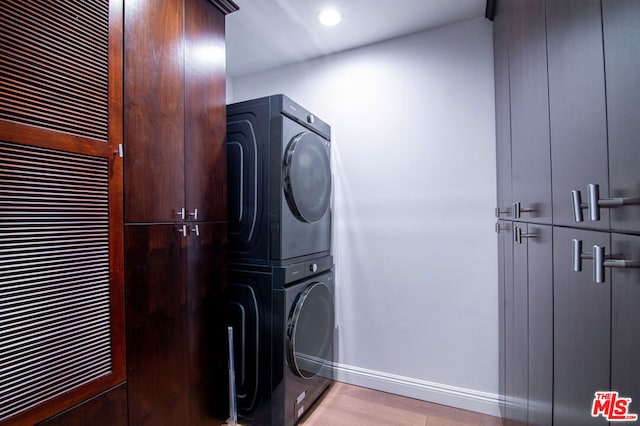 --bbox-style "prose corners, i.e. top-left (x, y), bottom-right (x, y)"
top-left (307, 114), bottom-right (315, 124)
top-left (309, 263), bottom-right (318, 273)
